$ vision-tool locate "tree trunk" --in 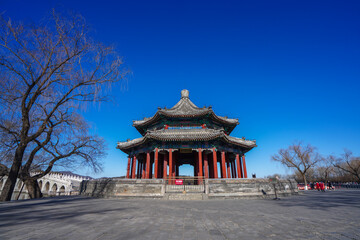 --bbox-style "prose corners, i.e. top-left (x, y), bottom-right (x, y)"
top-left (25, 178), bottom-right (43, 199)
top-left (16, 182), bottom-right (25, 200)
top-left (0, 147), bottom-right (25, 201)
top-left (303, 174), bottom-right (308, 190)
top-left (324, 172), bottom-right (328, 187)
top-left (355, 173), bottom-right (360, 183)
